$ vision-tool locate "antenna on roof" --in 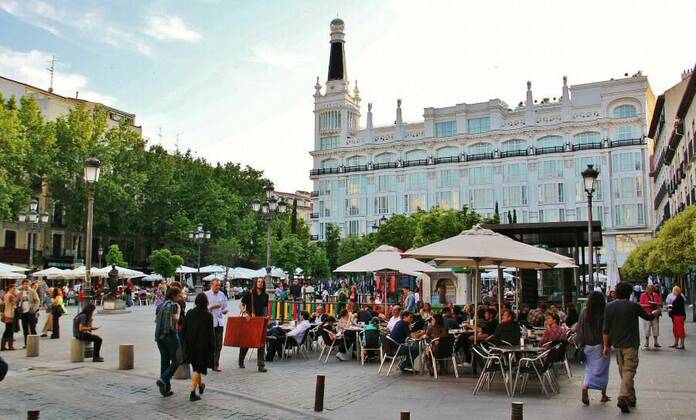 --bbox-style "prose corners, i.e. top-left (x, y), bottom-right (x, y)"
top-left (47, 55), bottom-right (56, 93)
